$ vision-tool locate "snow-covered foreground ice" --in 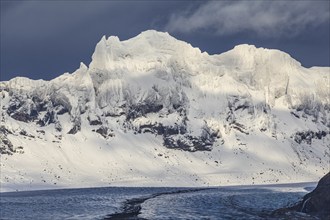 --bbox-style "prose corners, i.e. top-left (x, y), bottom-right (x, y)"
top-left (0, 183), bottom-right (317, 220)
